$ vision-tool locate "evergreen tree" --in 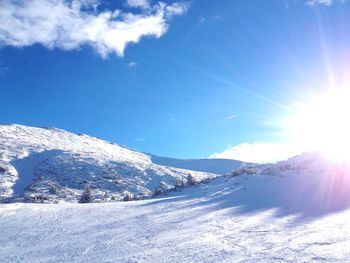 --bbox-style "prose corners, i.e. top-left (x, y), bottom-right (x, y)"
top-left (80, 185), bottom-right (93, 203)
top-left (187, 174), bottom-right (195, 186)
